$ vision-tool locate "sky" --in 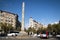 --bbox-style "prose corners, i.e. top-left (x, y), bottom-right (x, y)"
top-left (0, 0), bottom-right (60, 28)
